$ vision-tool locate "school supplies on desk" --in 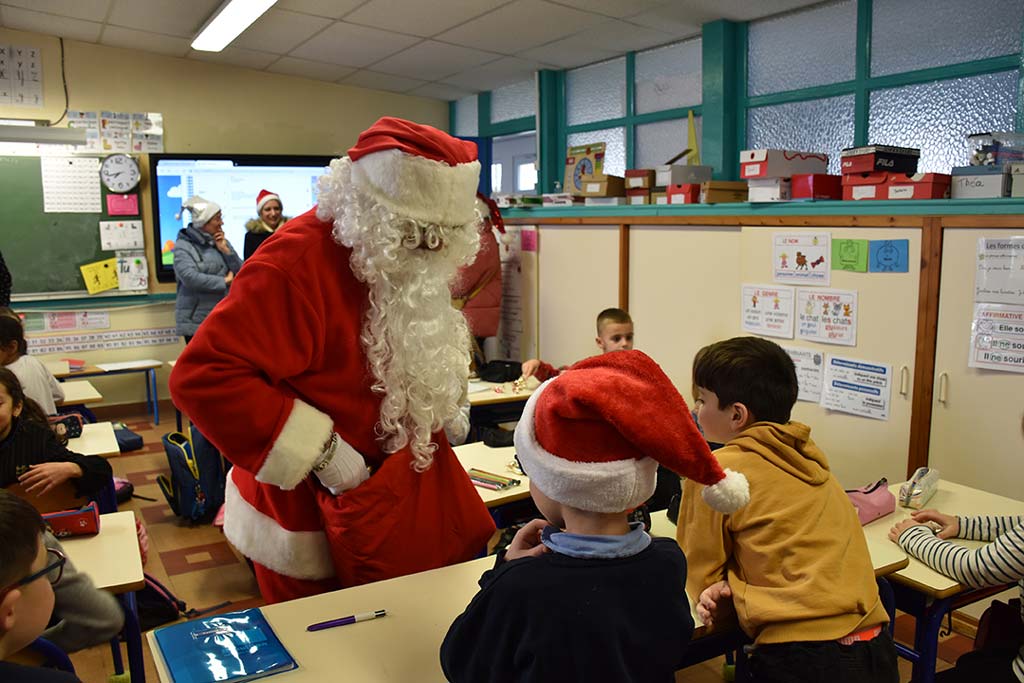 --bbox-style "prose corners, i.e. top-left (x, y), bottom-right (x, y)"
top-left (468, 468), bottom-right (520, 490)
top-left (307, 608), bottom-right (387, 632)
top-left (153, 607), bottom-right (296, 683)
